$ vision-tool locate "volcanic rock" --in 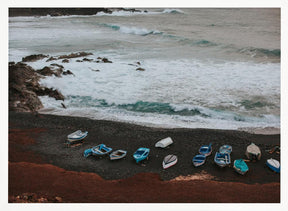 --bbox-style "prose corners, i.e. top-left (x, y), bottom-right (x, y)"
top-left (22, 54), bottom-right (48, 62)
